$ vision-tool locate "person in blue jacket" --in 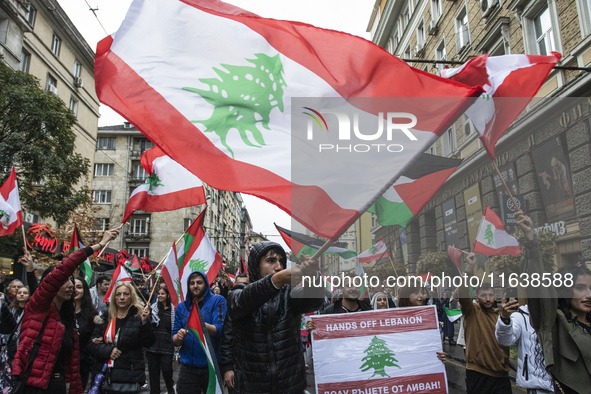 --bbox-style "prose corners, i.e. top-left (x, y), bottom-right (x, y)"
top-left (172, 270), bottom-right (227, 394)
